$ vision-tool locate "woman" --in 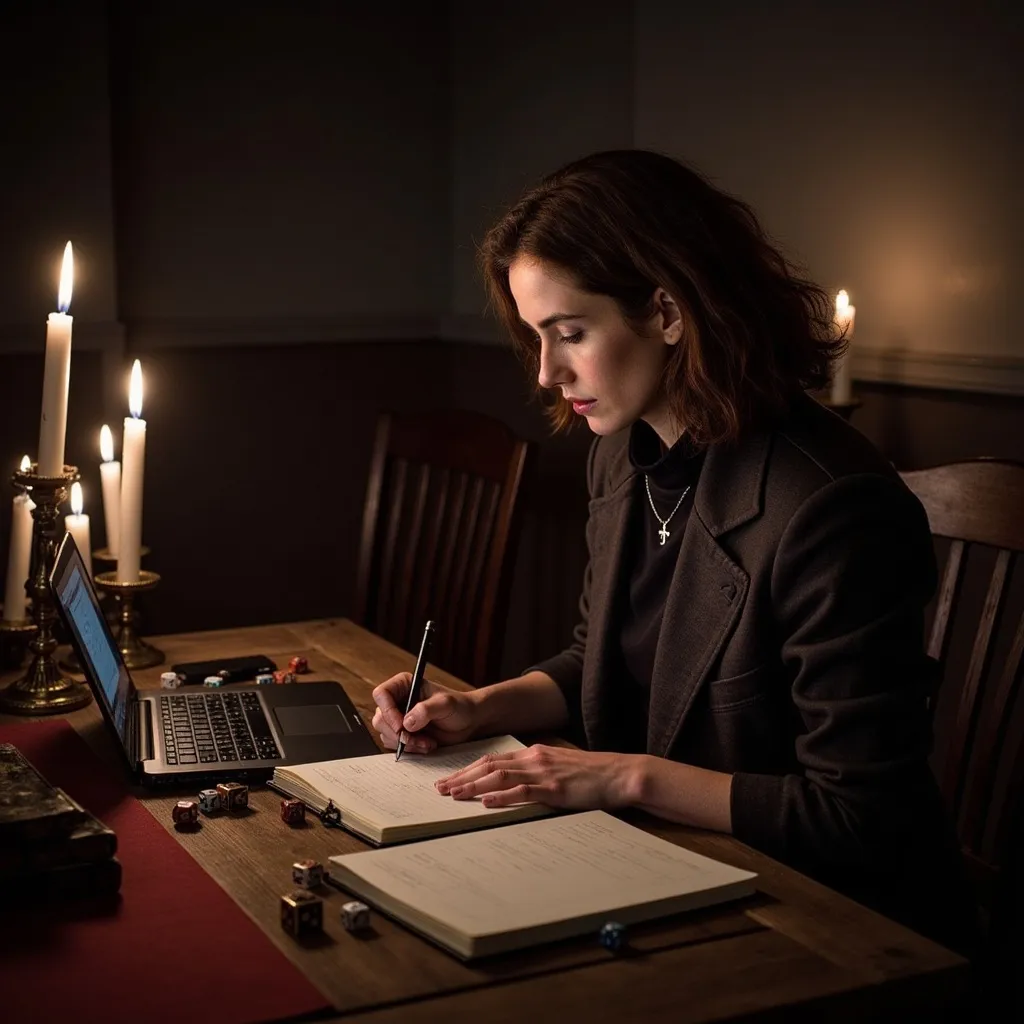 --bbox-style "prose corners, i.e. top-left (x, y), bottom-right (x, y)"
top-left (371, 150), bottom-right (974, 952)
